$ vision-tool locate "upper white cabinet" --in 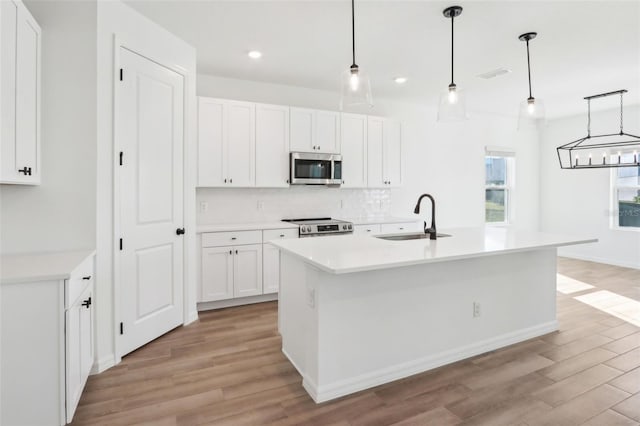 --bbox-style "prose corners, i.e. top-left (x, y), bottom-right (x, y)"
top-left (1, 0), bottom-right (41, 185)
top-left (256, 104), bottom-right (290, 187)
top-left (198, 97), bottom-right (255, 187)
top-left (290, 107), bottom-right (340, 154)
top-left (340, 113), bottom-right (368, 188)
top-left (367, 117), bottom-right (402, 188)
